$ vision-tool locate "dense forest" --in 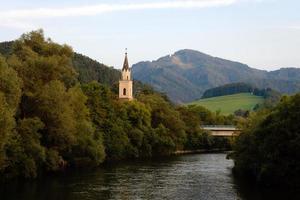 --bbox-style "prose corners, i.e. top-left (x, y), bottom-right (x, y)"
top-left (202, 83), bottom-right (254, 98)
top-left (233, 94), bottom-right (300, 188)
top-left (0, 30), bottom-right (233, 179)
